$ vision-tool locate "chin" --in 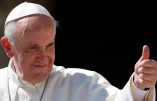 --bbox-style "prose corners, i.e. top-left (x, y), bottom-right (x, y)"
top-left (30, 73), bottom-right (48, 83)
